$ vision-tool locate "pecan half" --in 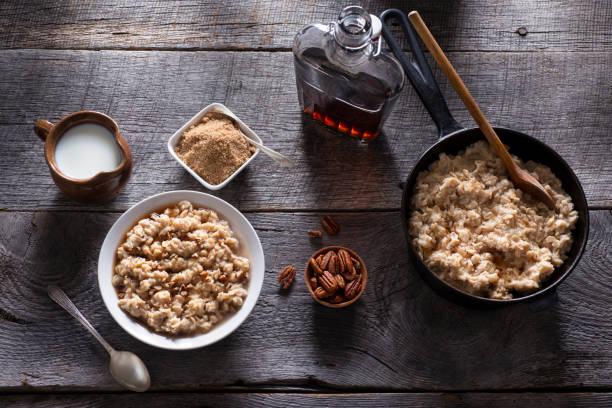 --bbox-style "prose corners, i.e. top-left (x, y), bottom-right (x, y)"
top-left (321, 215), bottom-right (339, 235)
top-left (308, 230), bottom-right (323, 238)
top-left (277, 265), bottom-right (296, 289)
top-left (316, 254), bottom-right (324, 266)
top-left (339, 250), bottom-right (356, 280)
top-left (337, 252), bottom-right (346, 274)
top-left (335, 274), bottom-right (346, 290)
top-left (338, 249), bottom-right (354, 275)
top-left (319, 250), bottom-right (333, 270)
top-left (340, 260), bottom-right (356, 281)
top-left (329, 294), bottom-right (345, 304)
top-left (309, 277), bottom-right (318, 289)
top-left (328, 253), bottom-right (340, 275)
top-left (314, 286), bottom-right (329, 299)
top-left (309, 257), bottom-right (323, 275)
top-left (344, 275), bottom-right (362, 300)
top-left (318, 271), bottom-right (338, 294)
top-left (351, 256), bottom-right (361, 272)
